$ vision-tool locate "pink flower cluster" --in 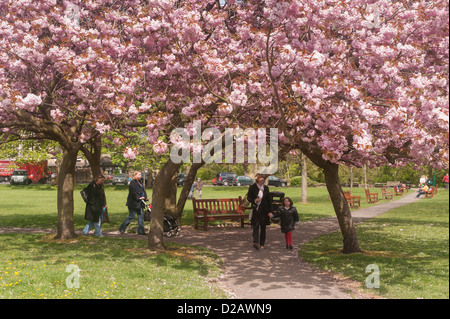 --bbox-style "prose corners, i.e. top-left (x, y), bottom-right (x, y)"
top-left (0, 0), bottom-right (447, 170)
